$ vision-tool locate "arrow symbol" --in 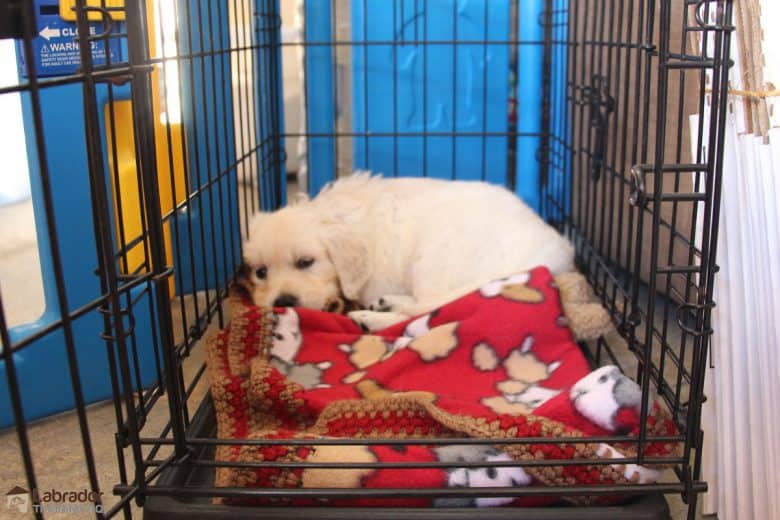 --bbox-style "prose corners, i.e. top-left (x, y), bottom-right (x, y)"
top-left (39, 26), bottom-right (61, 41)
